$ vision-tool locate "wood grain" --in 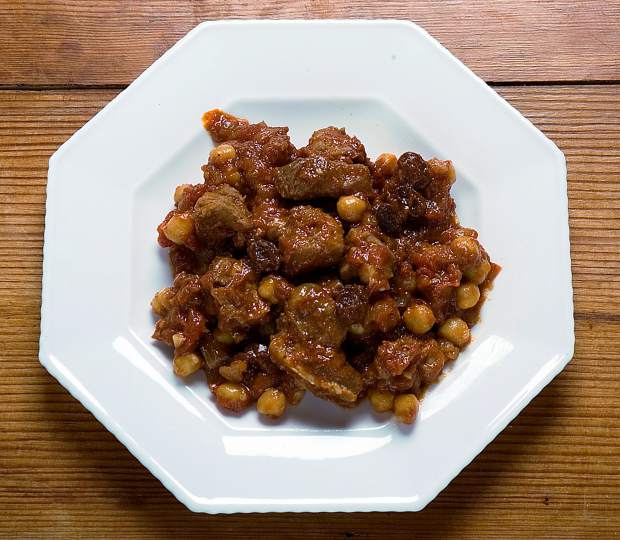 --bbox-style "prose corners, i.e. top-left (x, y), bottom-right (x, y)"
top-left (0, 1), bottom-right (619, 87)
top-left (0, 86), bottom-right (619, 538)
